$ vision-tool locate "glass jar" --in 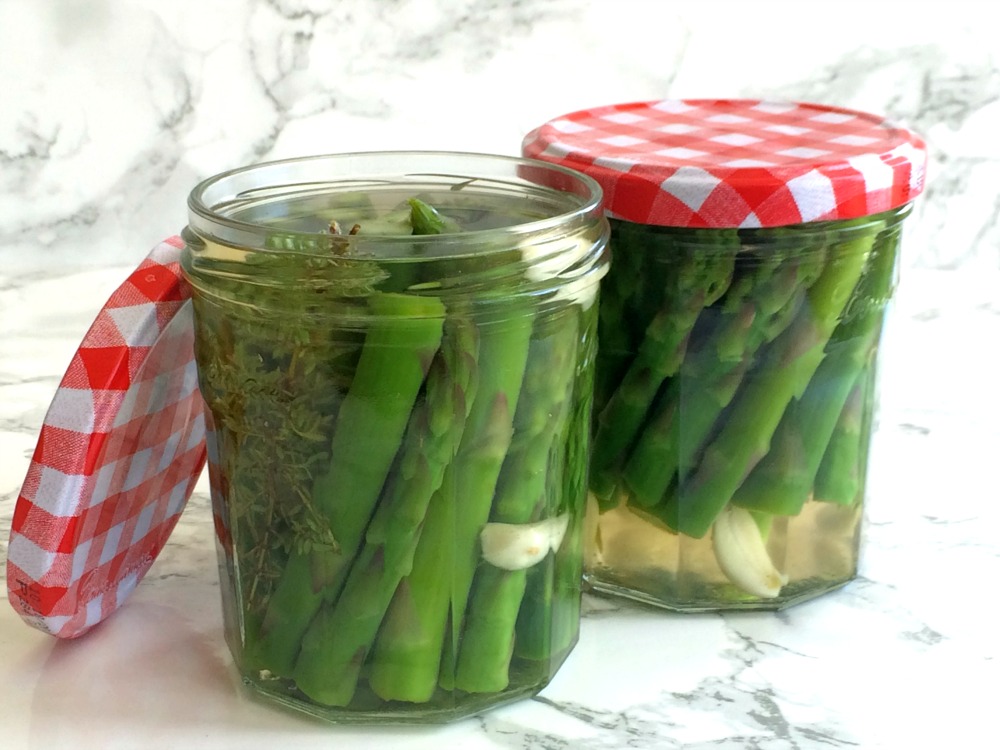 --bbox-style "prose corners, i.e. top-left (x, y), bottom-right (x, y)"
top-left (181, 152), bottom-right (610, 721)
top-left (524, 99), bottom-right (927, 610)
